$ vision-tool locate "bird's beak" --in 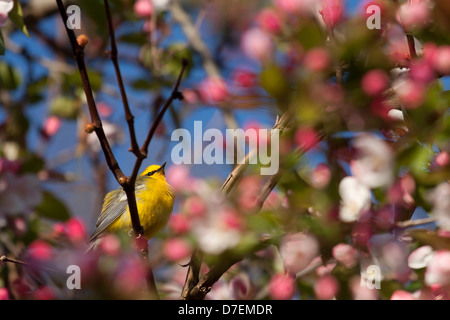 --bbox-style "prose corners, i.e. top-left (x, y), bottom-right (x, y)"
top-left (161, 162), bottom-right (167, 174)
